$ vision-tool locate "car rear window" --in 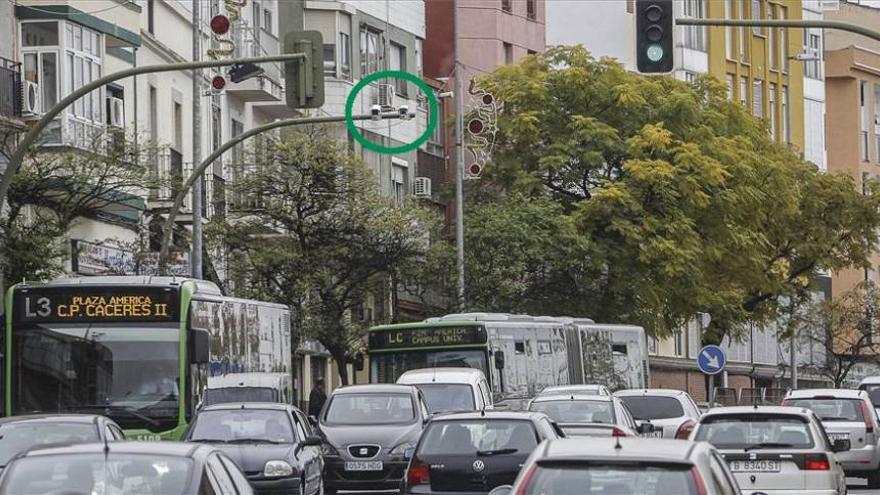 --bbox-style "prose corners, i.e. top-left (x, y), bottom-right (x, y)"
top-left (523, 462), bottom-right (698, 494)
top-left (785, 398), bottom-right (864, 422)
top-left (618, 396), bottom-right (685, 420)
top-left (418, 420), bottom-right (537, 456)
top-left (529, 400), bottom-right (615, 424)
top-left (413, 384), bottom-right (475, 413)
top-left (859, 385), bottom-right (880, 408)
top-left (693, 414), bottom-right (814, 450)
